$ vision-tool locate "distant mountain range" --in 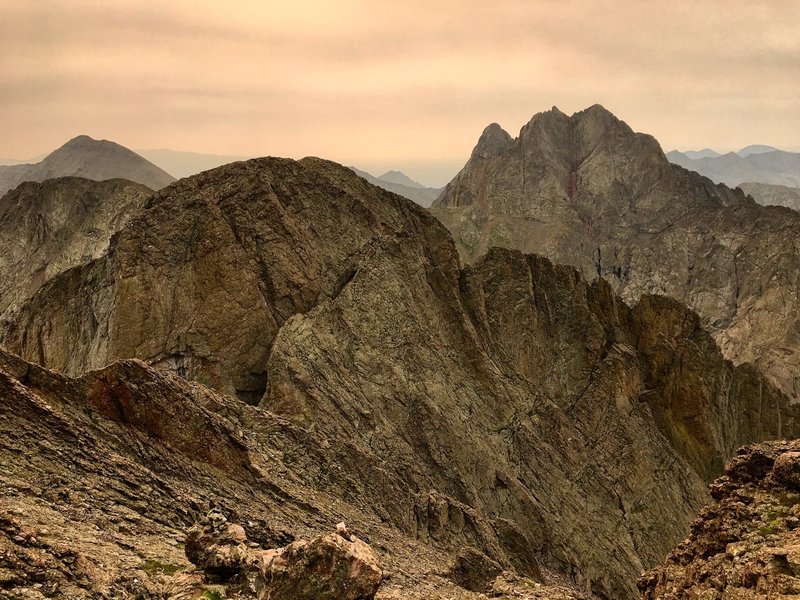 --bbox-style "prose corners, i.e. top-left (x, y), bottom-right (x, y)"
top-left (0, 136), bottom-right (175, 195)
top-left (0, 155), bottom-right (46, 166)
top-left (681, 148), bottom-right (720, 160)
top-left (666, 146), bottom-right (800, 188)
top-left (666, 144), bottom-right (800, 211)
top-left (348, 167), bottom-right (442, 207)
top-left (674, 145), bottom-right (780, 161)
top-left (738, 182), bottom-right (800, 212)
top-left (0, 138), bottom-right (444, 210)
